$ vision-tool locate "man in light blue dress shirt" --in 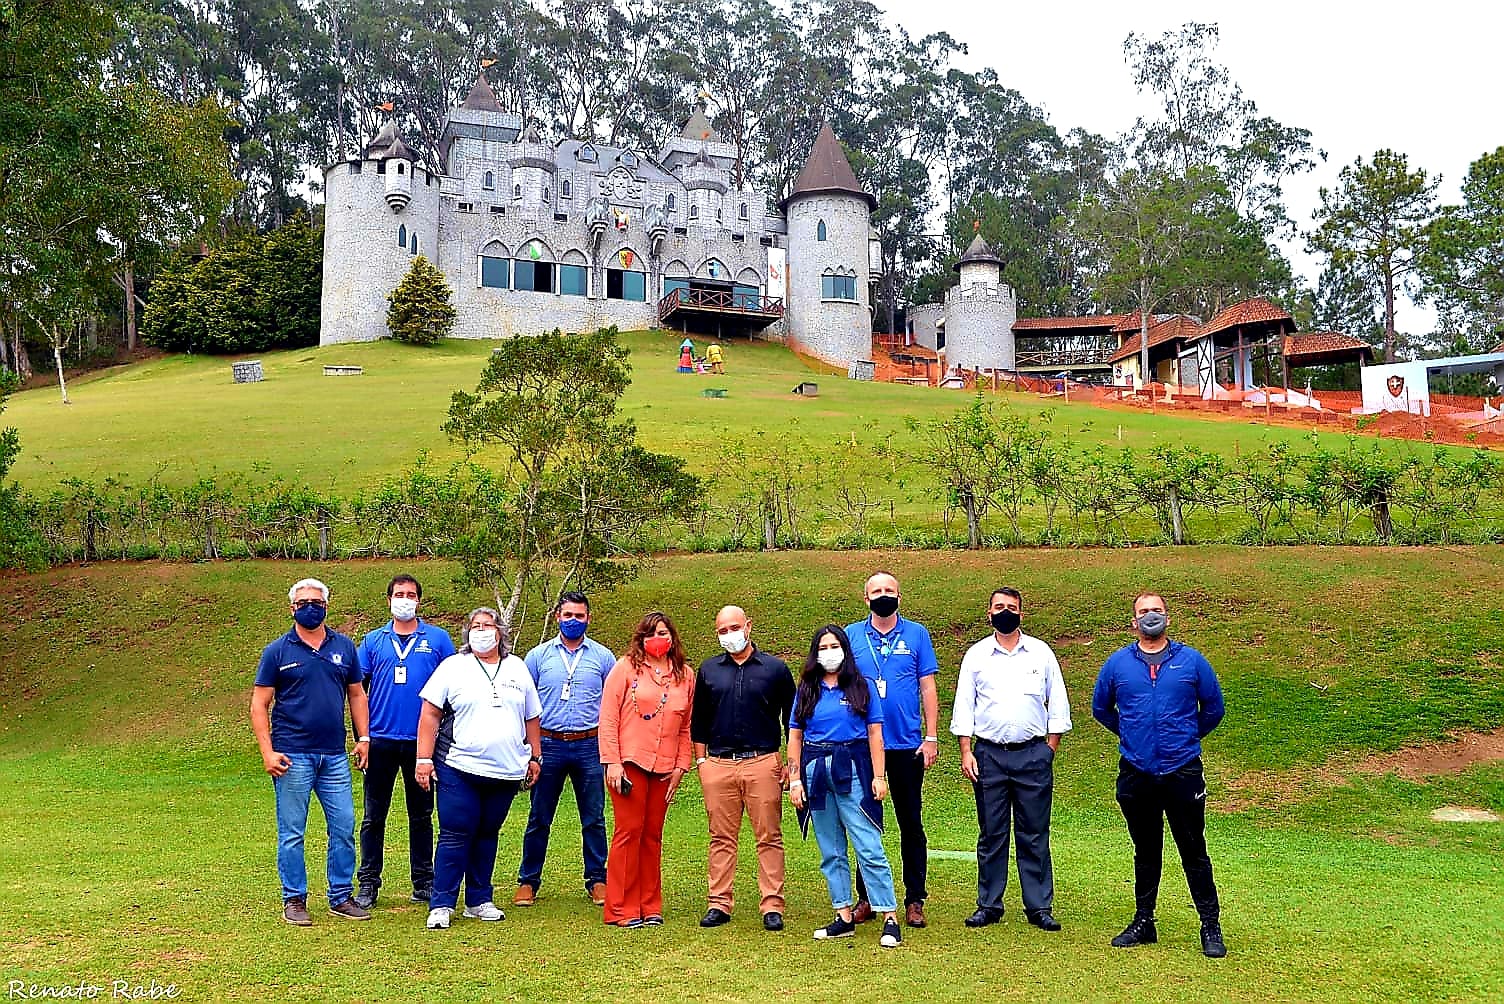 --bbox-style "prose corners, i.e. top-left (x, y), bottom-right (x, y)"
top-left (951, 587), bottom-right (1071, 932)
top-left (514, 591), bottom-right (617, 907)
